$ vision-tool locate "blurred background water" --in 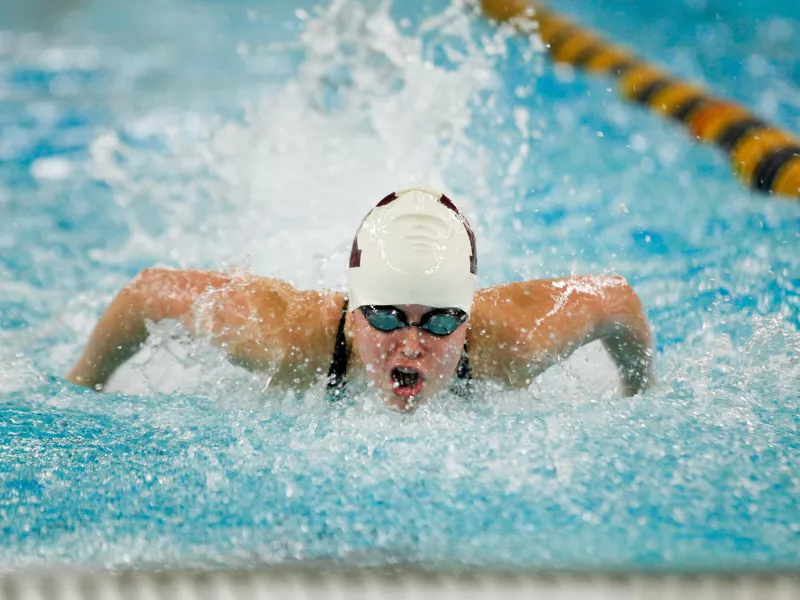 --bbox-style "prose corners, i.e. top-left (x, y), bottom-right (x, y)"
top-left (0, 0), bottom-right (798, 571)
